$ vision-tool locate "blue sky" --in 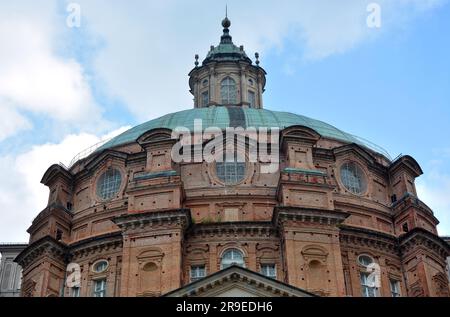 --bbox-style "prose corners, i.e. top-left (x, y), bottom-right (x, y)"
top-left (0, 0), bottom-right (449, 241)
